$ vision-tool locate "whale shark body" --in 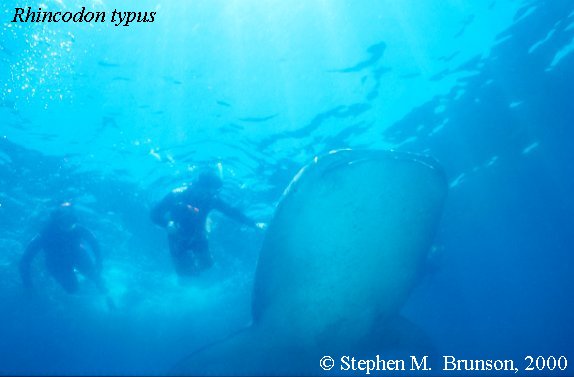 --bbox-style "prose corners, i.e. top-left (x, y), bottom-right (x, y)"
top-left (172, 149), bottom-right (447, 375)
